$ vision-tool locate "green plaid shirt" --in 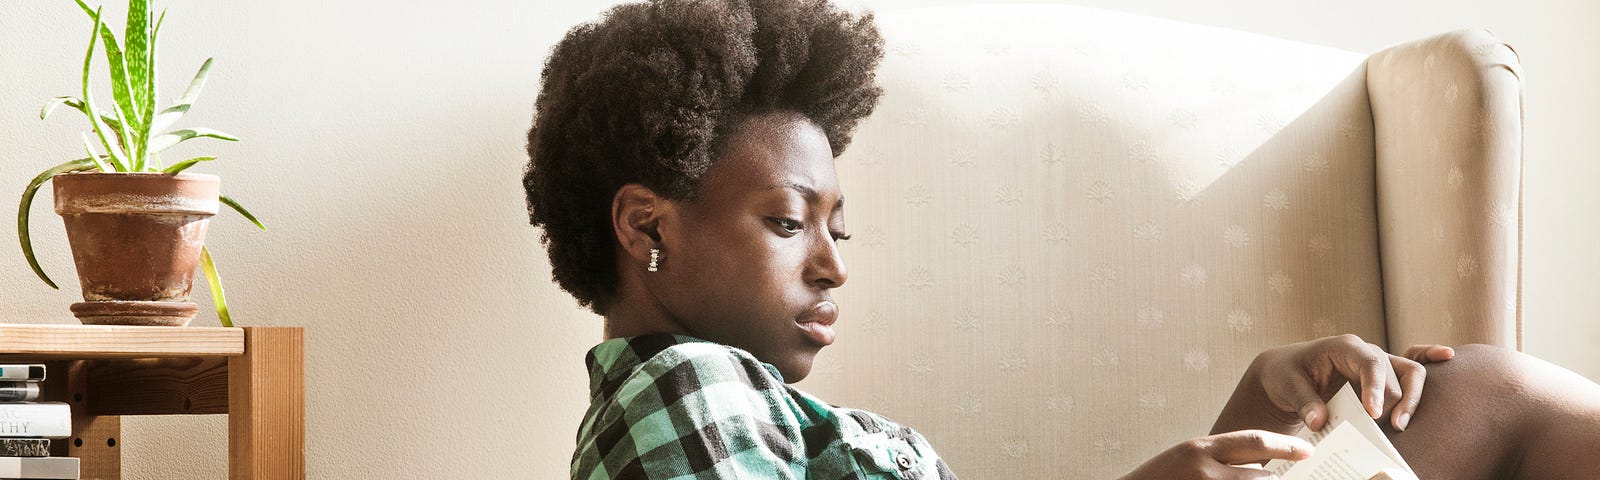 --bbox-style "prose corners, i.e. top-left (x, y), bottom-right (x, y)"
top-left (572, 334), bottom-right (958, 479)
